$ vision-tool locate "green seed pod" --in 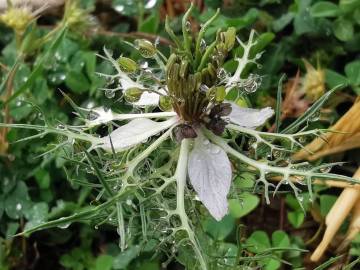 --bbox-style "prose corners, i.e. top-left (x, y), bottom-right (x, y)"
top-left (124, 87), bottom-right (143, 103)
top-left (159, 95), bottom-right (173, 111)
top-left (134, 39), bottom-right (157, 58)
top-left (117, 56), bottom-right (138, 73)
